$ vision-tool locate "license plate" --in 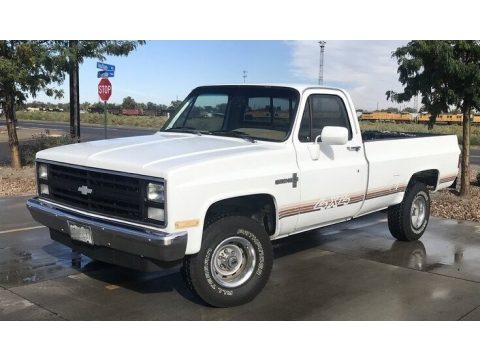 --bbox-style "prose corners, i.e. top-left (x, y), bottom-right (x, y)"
top-left (68, 221), bottom-right (93, 244)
